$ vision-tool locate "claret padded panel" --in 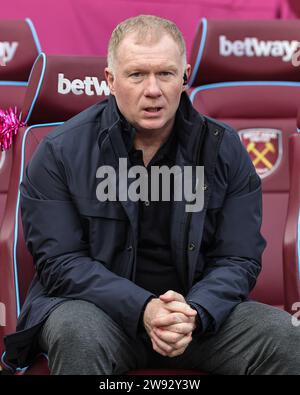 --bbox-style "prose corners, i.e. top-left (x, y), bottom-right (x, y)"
top-left (0, 19), bottom-right (41, 228)
top-left (191, 83), bottom-right (300, 309)
top-left (189, 19), bottom-right (300, 87)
